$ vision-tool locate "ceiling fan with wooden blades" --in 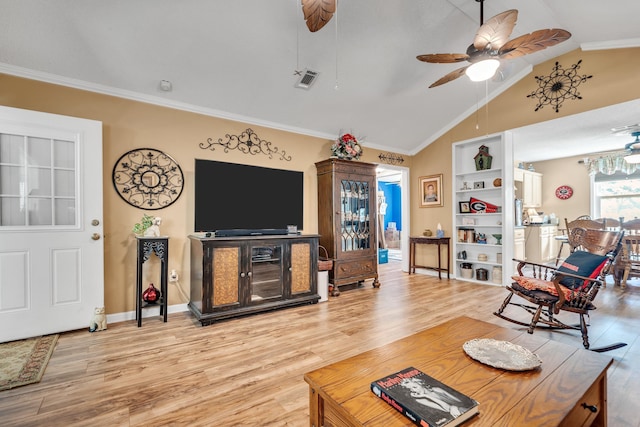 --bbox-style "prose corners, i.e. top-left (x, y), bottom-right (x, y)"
top-left (301, 0), bottom-right (336, 33)
top-left (417, 0), bottom-right (571, 88)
